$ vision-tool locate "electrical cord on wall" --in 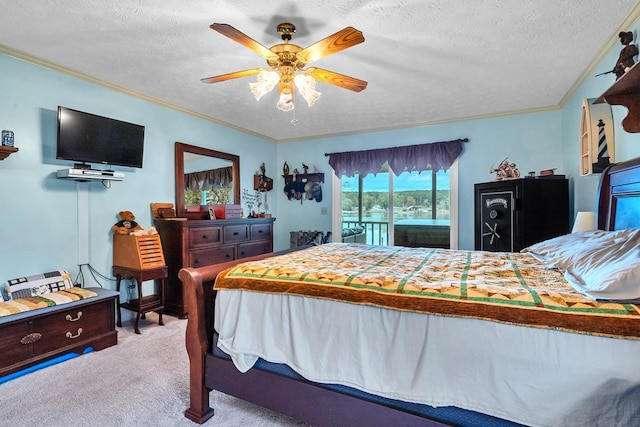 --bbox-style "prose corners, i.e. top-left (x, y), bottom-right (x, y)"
top-left (73, 268), bottom-right (84, 287)
top-left (74, 264), bottom-right (115, 288)
top-left (75, 263), bottom-right (135, 302)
